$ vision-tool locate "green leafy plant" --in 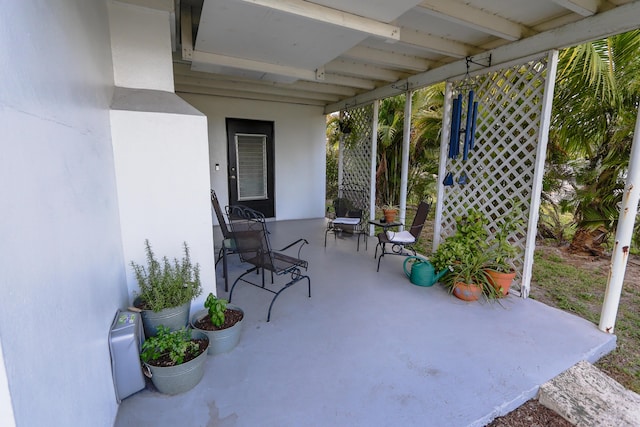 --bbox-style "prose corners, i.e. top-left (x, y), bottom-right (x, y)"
top-left (140, 326), bottom-right (201, 366)
top-left (204, 293), bottom-right (227, 327)
top-left (485, 209), bottom-right (524, 273)
top-left (131, 240), bottom-right (202, 312)
top-left (431, 209), bottom-right (489, 271)
top-left (381, 204), bottom-right (398, 211)
top-left (431, 209), bottom-right (499, 300)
